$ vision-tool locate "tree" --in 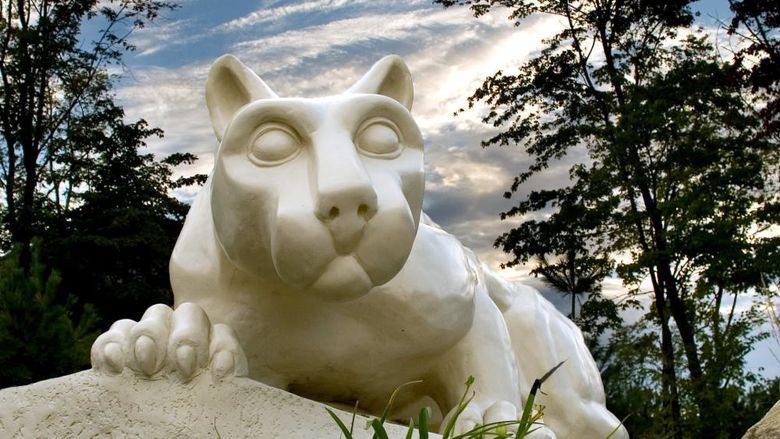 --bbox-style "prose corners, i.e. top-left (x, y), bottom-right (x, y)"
top-left (727, 0), bottom-right (779, 139)
top-left (0, 0), bottom-right (176, 269)
top-left (596, 319), bottom-right (666, 437)
top-left (497, 168), bottom-right (615, 319)
top-left (731, 377), bottom-right (780, 436)
top-left (42, 115), bottom-right (204, 325)
top-left (0, 244), bottom-right (97, 387)
top-left (435, 1), bottom-right (779, 437)
top-left (0, 0), bottom-right (209, 386)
